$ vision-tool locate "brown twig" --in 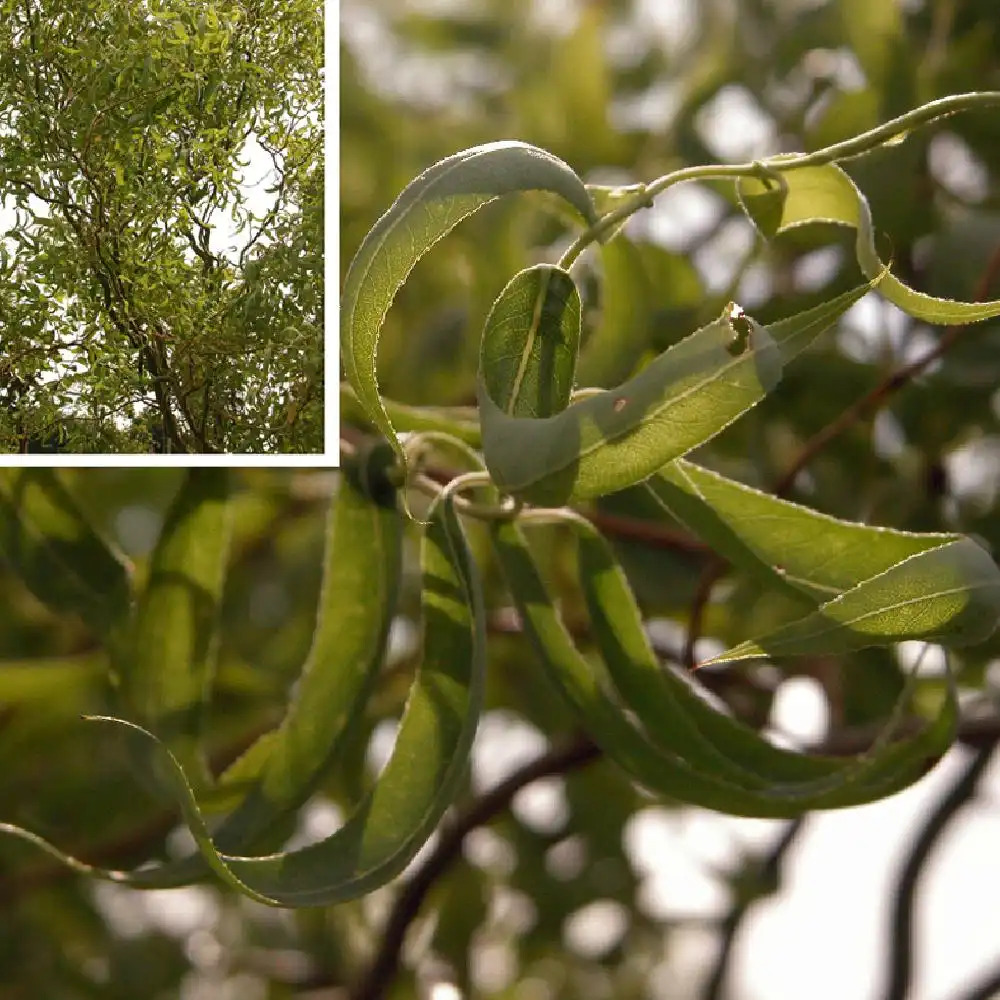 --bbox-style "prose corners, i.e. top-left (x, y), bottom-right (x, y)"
top-left (953, 959), bottom-right (1000, 1000)
top-left (774, 241), bottom-right (1000, 498)
top-left (683, 555), bottom-right (728, 669)
top-left (583, 509), bottom-right (708, 554)
top-left (348, 736), bottom-right (601, 1000)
